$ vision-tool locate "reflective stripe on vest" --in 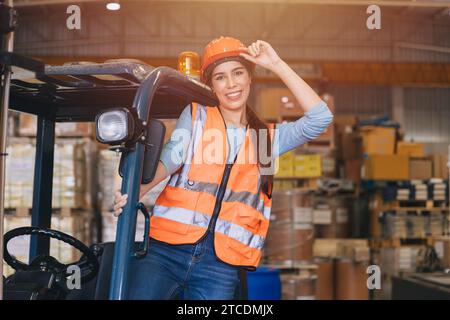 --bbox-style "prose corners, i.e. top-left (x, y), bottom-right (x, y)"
top-left (167, 177), bottom-right (271, 220)
top-left (153, 204), bottom-right (265, 250)
top-left (167, 104), bottom-right (207, 188)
